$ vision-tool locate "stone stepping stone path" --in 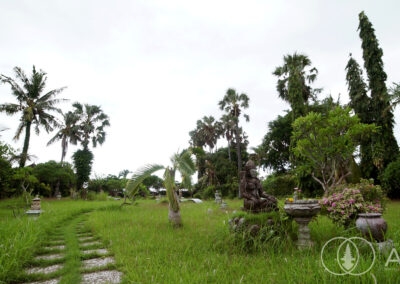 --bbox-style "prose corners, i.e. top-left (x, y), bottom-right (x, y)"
top-left (80, 241), bottom-right (102, 248)
top-left (24, 279), bottom-right (60, 284)
top-left (82, 257), bottom-right (115, 269)
top-left (34, 254), bottom-right (64, 261)
top-left (81, 270), bottom-right (123, 284)
top-left (22, 217), bottom-right (123, 284)
top-left (25, 264), bottom-right (63, 275)
top-left (82, 249), bottom-right (109, 255)
top-left (44, 245), bottom-right (65, 251)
